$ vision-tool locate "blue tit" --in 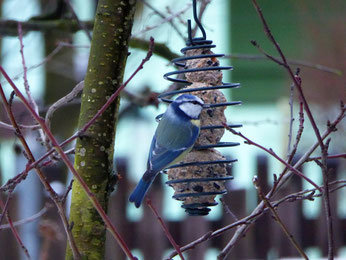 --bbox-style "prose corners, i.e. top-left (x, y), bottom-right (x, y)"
top-left (129, 94), bottom-right (205, 207)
